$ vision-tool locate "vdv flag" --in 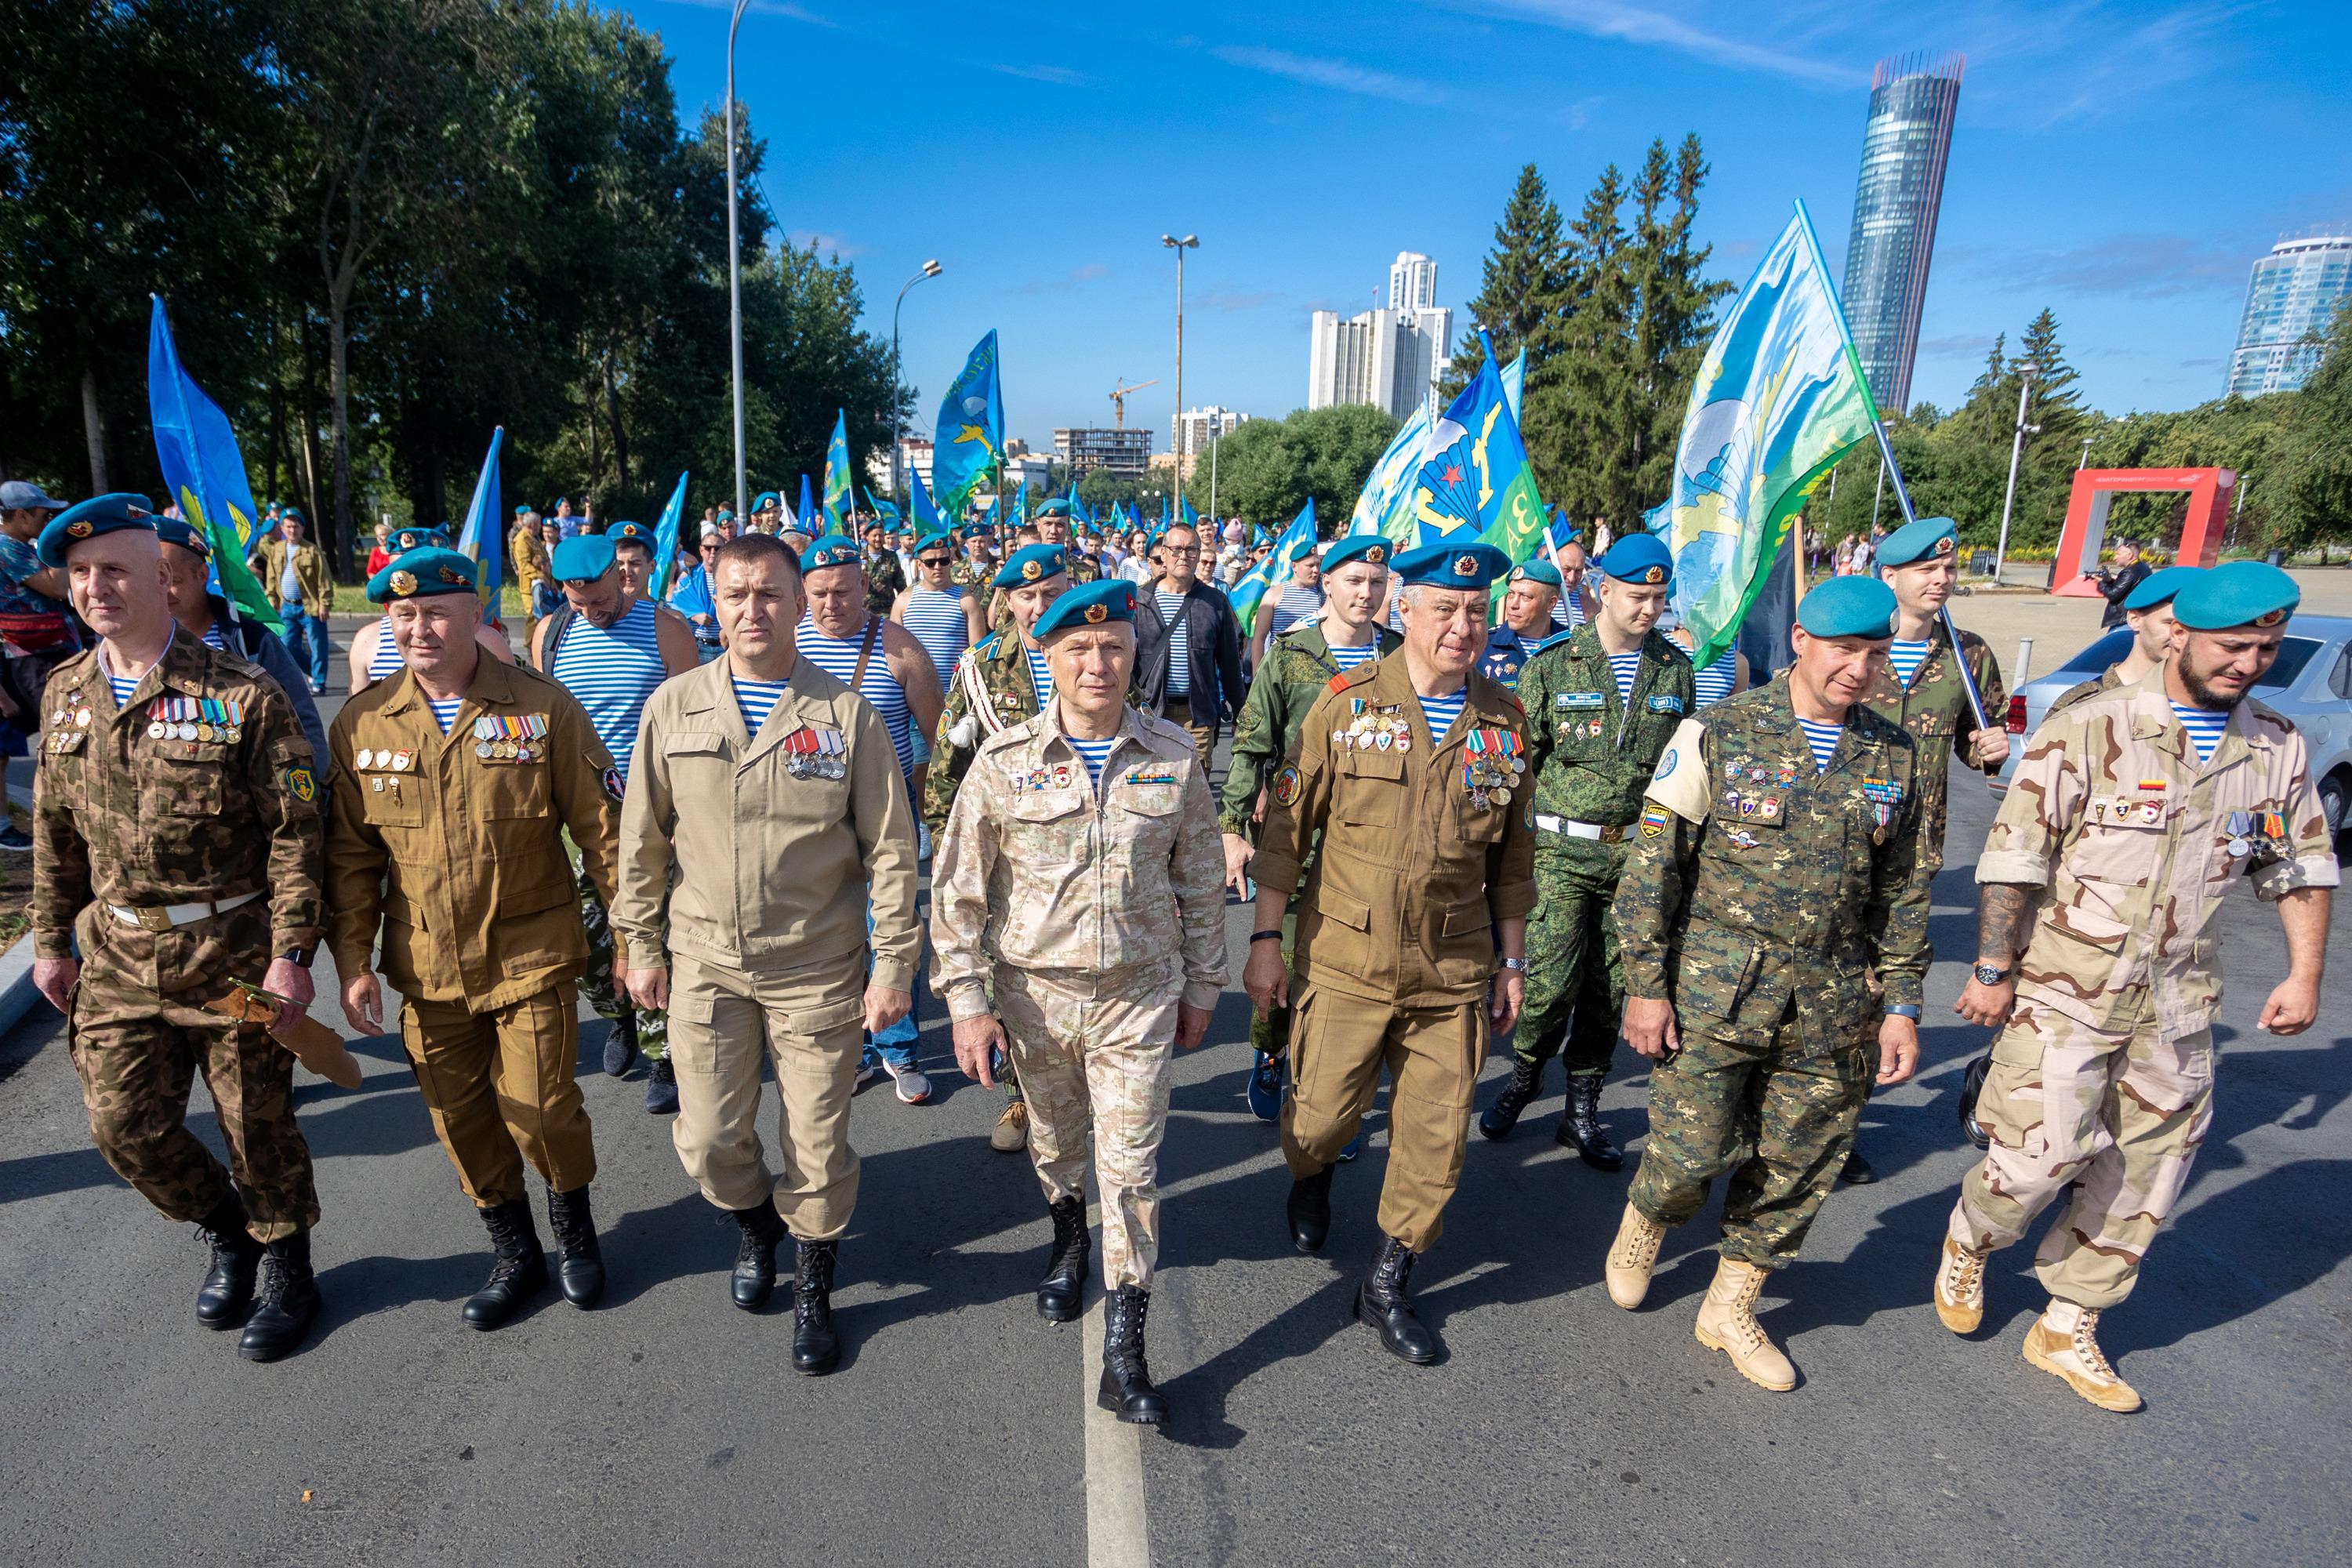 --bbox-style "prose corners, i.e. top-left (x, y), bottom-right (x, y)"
top-left (147, 296), bottom-right (281, 630)
top-left (1359, 350), bottom-right (1523, 541)
top-left (1403, 343), bottom-right (1547, 571)
top-left (455, 426), bottom-right (505, 622)
top-left (797, 475), bottom-right (816, 532)
top-left (1178, 495), bottom-right (1203, 534)
top-left (1229, 498), bottom-right (1316, 637)
top-left (1012, 477), bottom-right (1028, 531)
top-left (909, 465), bottom-right (943, 533)
top-left (1664, 200), bottom-right (1878, 670)
top-left (862, 486), bottom-right (900, 522)
top-left (931, 330), bottom-right (1004, 517)
top-left (652, 470), bottom-right (690, 597)
top-left (822, 412), bottom-right (852, 528)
